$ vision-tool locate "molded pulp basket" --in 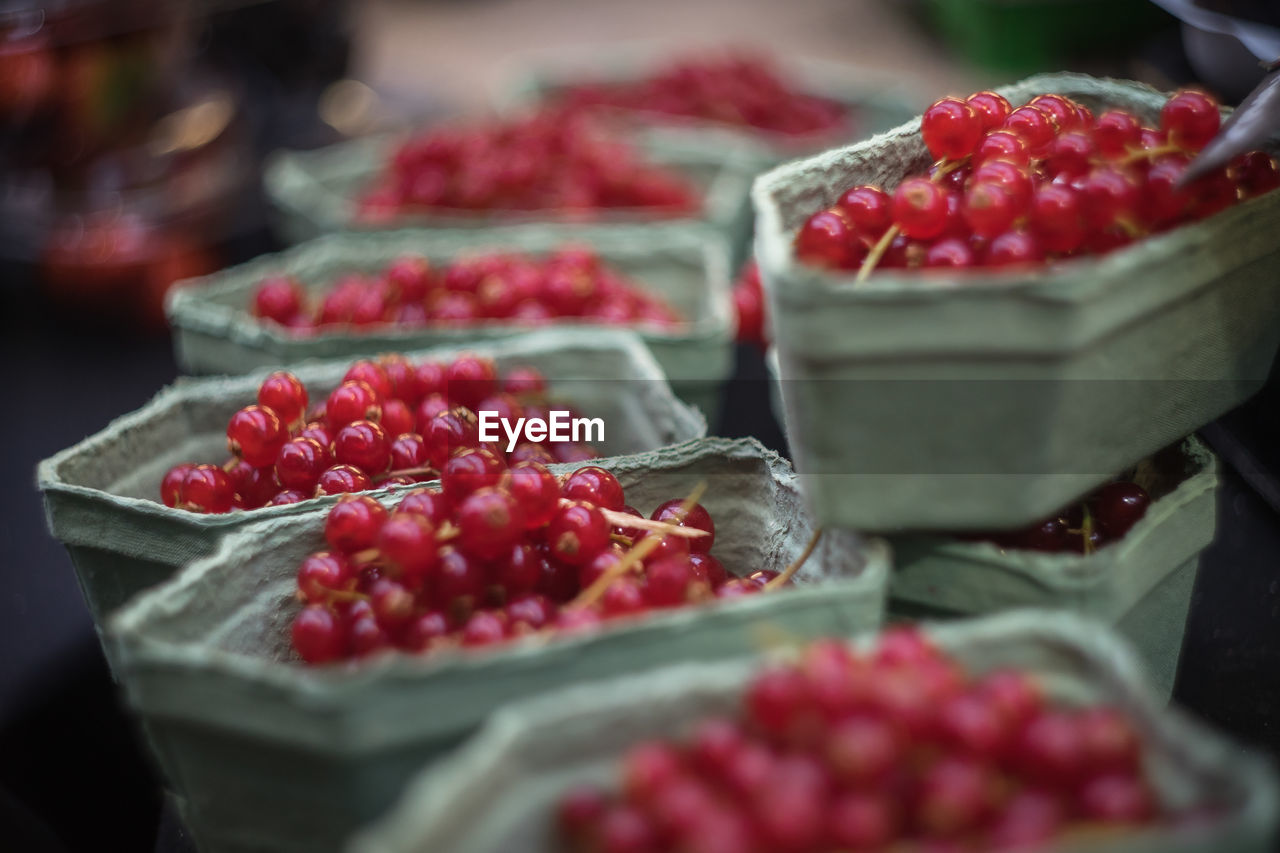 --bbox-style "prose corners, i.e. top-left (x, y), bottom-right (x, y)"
top-left (890, 437), bottom-right (1219, 699)
top-left (263, 131), bottom-right (757, 256)
top-left (165, 226), bottom-right (735, 418)
top-left (108, 437), bottom-right (892, 853)
top-left (38, 329), bottom-right (705, 638)
top-left (753, 72), bottom-right (1280, 531)
top-left (499, 53), bottom-right (922, 170)
top-left (351, 610), bottom-right (1279, 853)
